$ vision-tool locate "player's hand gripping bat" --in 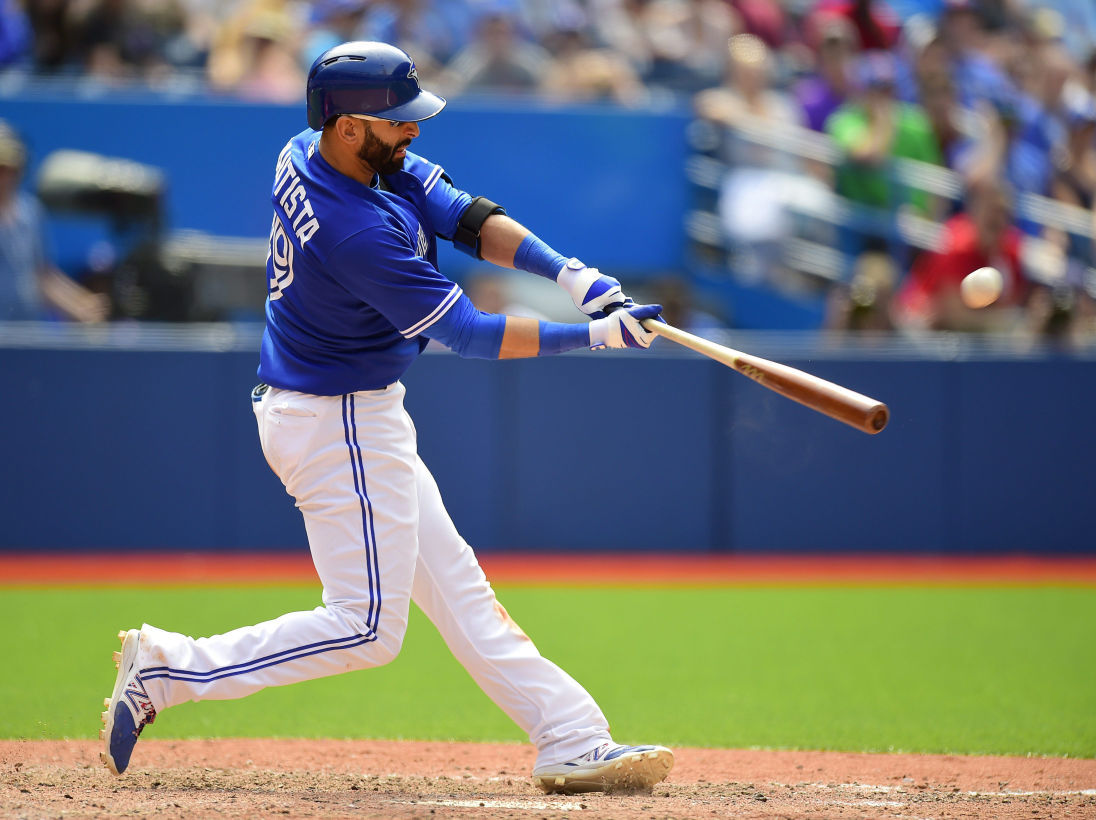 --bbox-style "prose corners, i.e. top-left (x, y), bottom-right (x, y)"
top-left (641, 319), bottom-right (889, 435)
